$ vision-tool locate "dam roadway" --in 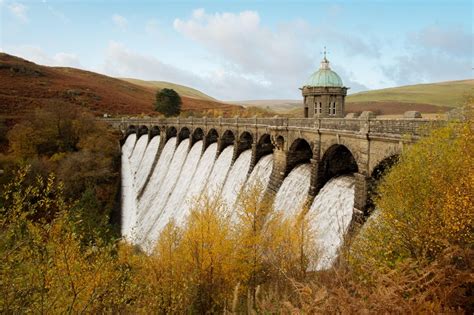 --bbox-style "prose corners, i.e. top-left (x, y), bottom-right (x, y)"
top-left (104, 116), bottom-right (445, 215)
